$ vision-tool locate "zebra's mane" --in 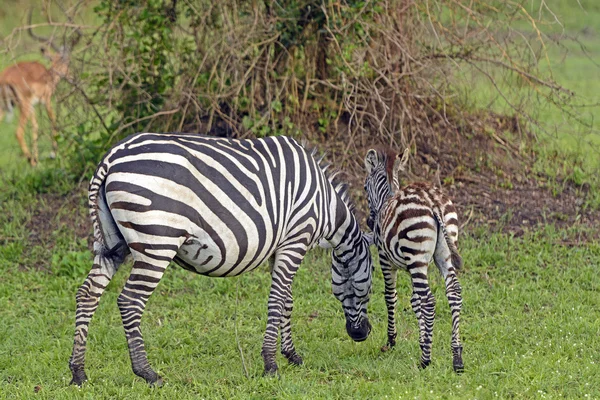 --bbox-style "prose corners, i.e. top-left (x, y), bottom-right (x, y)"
top-left (304, 142), bottom-right (355, 213)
